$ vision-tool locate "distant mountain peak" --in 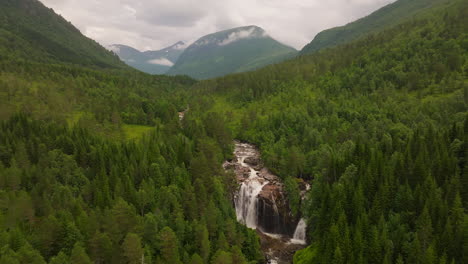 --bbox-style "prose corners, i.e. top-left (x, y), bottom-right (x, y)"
top-left (193, 25), bottom-right (269, 47)
top-left (108, 42), bottom-right (185, 74)
top-left (168, 26), bottom-right (297, 79)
